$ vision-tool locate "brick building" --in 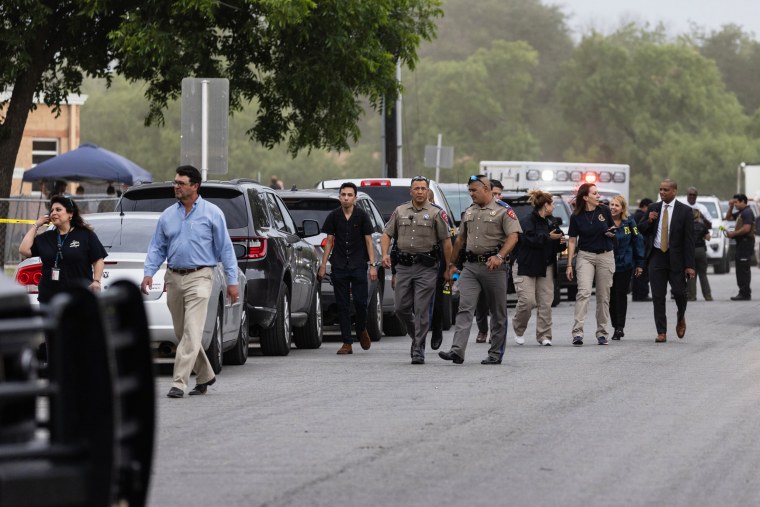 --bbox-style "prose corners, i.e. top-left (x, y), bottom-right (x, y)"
top-left (0, 92), bottom-right (88, 195)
